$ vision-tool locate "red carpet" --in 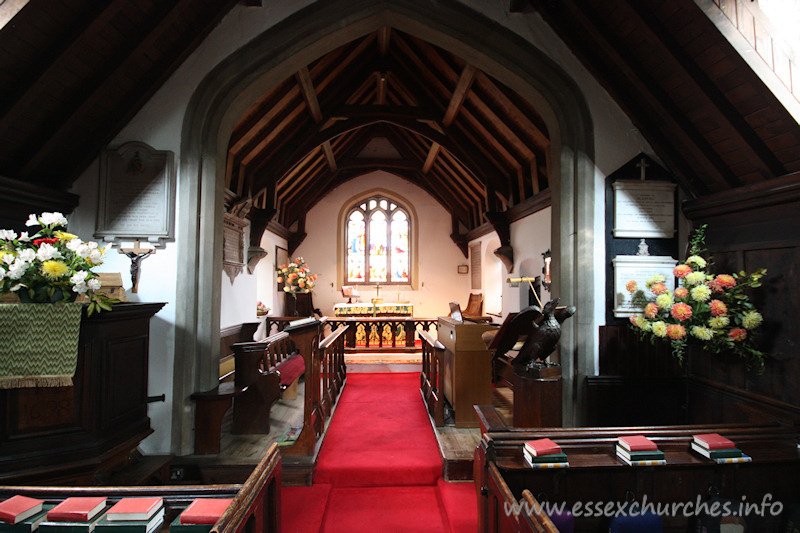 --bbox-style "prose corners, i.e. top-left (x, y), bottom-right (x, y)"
top-left (281, 373), bottom-right (477, 532)
top-left (314, 373), bottom-right (442, 487)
